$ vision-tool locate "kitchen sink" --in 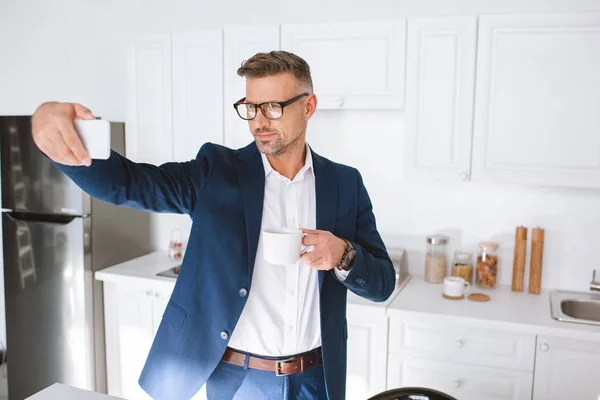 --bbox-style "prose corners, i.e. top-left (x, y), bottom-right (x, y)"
top-left (550, 290), bottom-right (600, 326)
top-left (156, 265), bottom-right (181, 279)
